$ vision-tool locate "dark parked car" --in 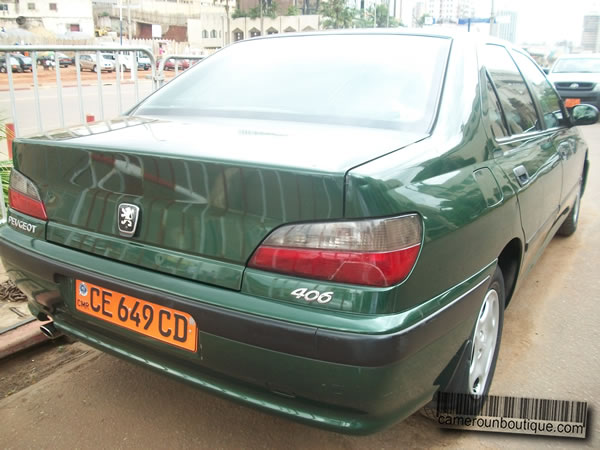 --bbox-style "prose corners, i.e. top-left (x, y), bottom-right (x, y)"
top-left (37, 51), bottom-right (72, 68)
top-left (13, 54), bottom-right (32, 72)
top-left (0, 31), bottom-right (596, 434)
top-left (0, 55), bottom-right (22, 72)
